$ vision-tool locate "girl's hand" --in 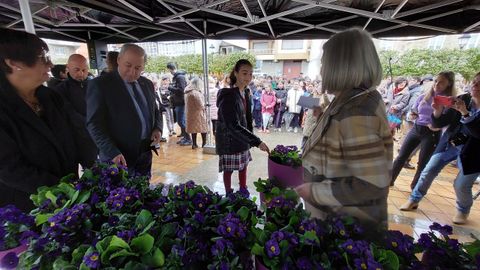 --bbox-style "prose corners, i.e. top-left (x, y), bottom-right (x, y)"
top-left (452, 98), bottom-right (469, 115)
top-left (258, 142), bottom-right (270, 154)
top-left (295, 183), bottom-right (312, 201)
